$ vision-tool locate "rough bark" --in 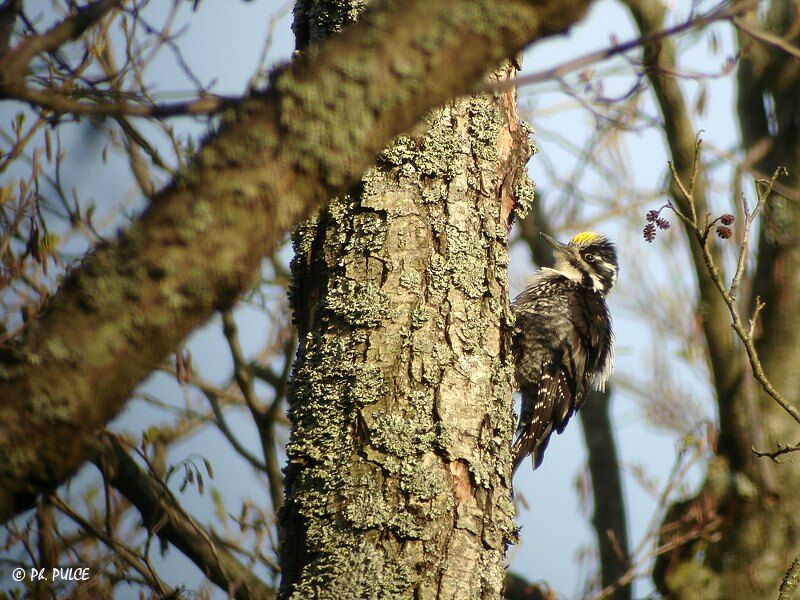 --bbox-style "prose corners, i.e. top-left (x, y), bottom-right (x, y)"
top-left (278, 2), bottom-right (537, 598)
top-left (651, 0), bottom-right (800, 596)
top-left (0, 0), bottom-right (592, 522)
